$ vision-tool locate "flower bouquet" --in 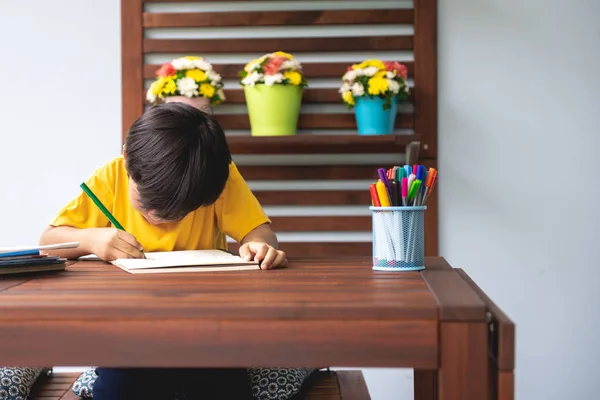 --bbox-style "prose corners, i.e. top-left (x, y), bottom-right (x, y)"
top-left (239, 51), bottom-right (307, 136)
top-left (146, 56), bottom-right (225, 113)
top-left (339, 59), bottom-right (409, 135)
